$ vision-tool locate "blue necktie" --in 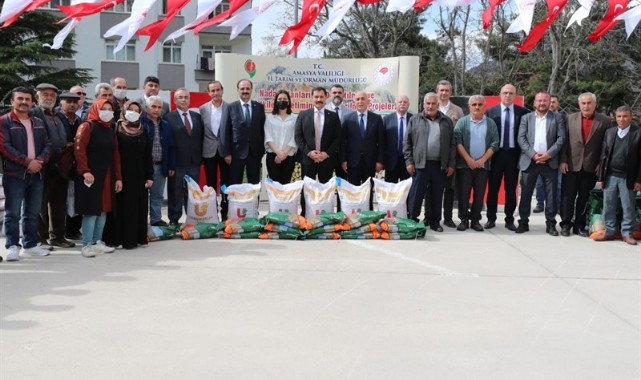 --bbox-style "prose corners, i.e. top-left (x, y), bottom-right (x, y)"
top-left (503, 107), bottom-right (510, 149)
top-left (398, 116), bottom-right (404, 156)
top-left (243, 103), bottom-right (250, 124)
top-left (359, 113), bottom-right (365, 139)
